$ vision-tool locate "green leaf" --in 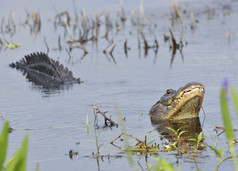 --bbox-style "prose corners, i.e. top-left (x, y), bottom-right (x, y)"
top-left (166, 127), bottom-right (177, 135)
top-left (153, 158), bottom-right (175, 171)
top-left (197, 132), bottom-right (204, 142)
top-left (219, 148), bottom-right (224, 158)
top-left (231, 86), bottom-right (238, 123)
top-left (220, 88), bottom-right (234, 141)
top-left (147, 162), bottom-right (152, 169)
top-left (207, 145), bottom-right (223, 160)
top-left (0, 121), bottom-right (9, 170)
top-left (178, 131), bottom-right (186, 138)
top-left (6, 135), bottom-right (28, 171)
top-left (188, 138), bottom-right (197, 142)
